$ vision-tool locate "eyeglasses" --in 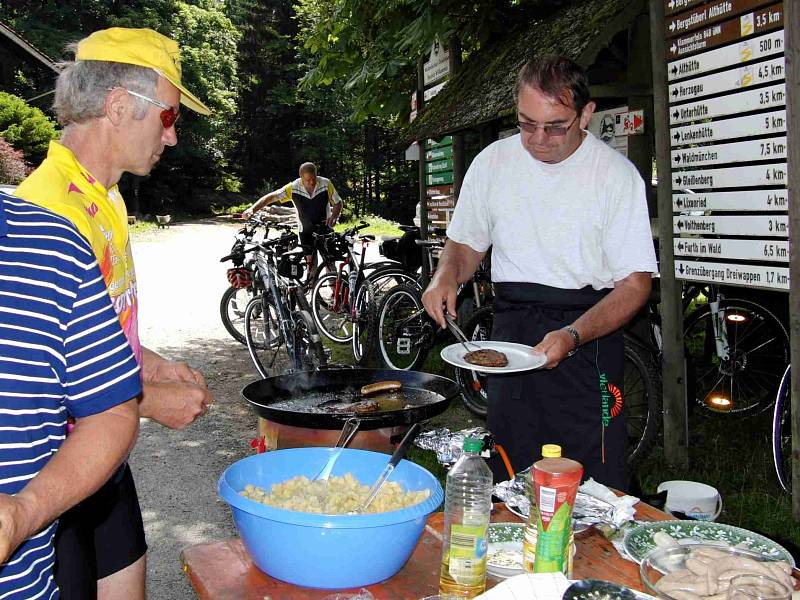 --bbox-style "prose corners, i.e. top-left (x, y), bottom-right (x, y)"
top-left (517, 113), bottom-right (580, 137)
top-left (110, 88), bottom-right (180, 129)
